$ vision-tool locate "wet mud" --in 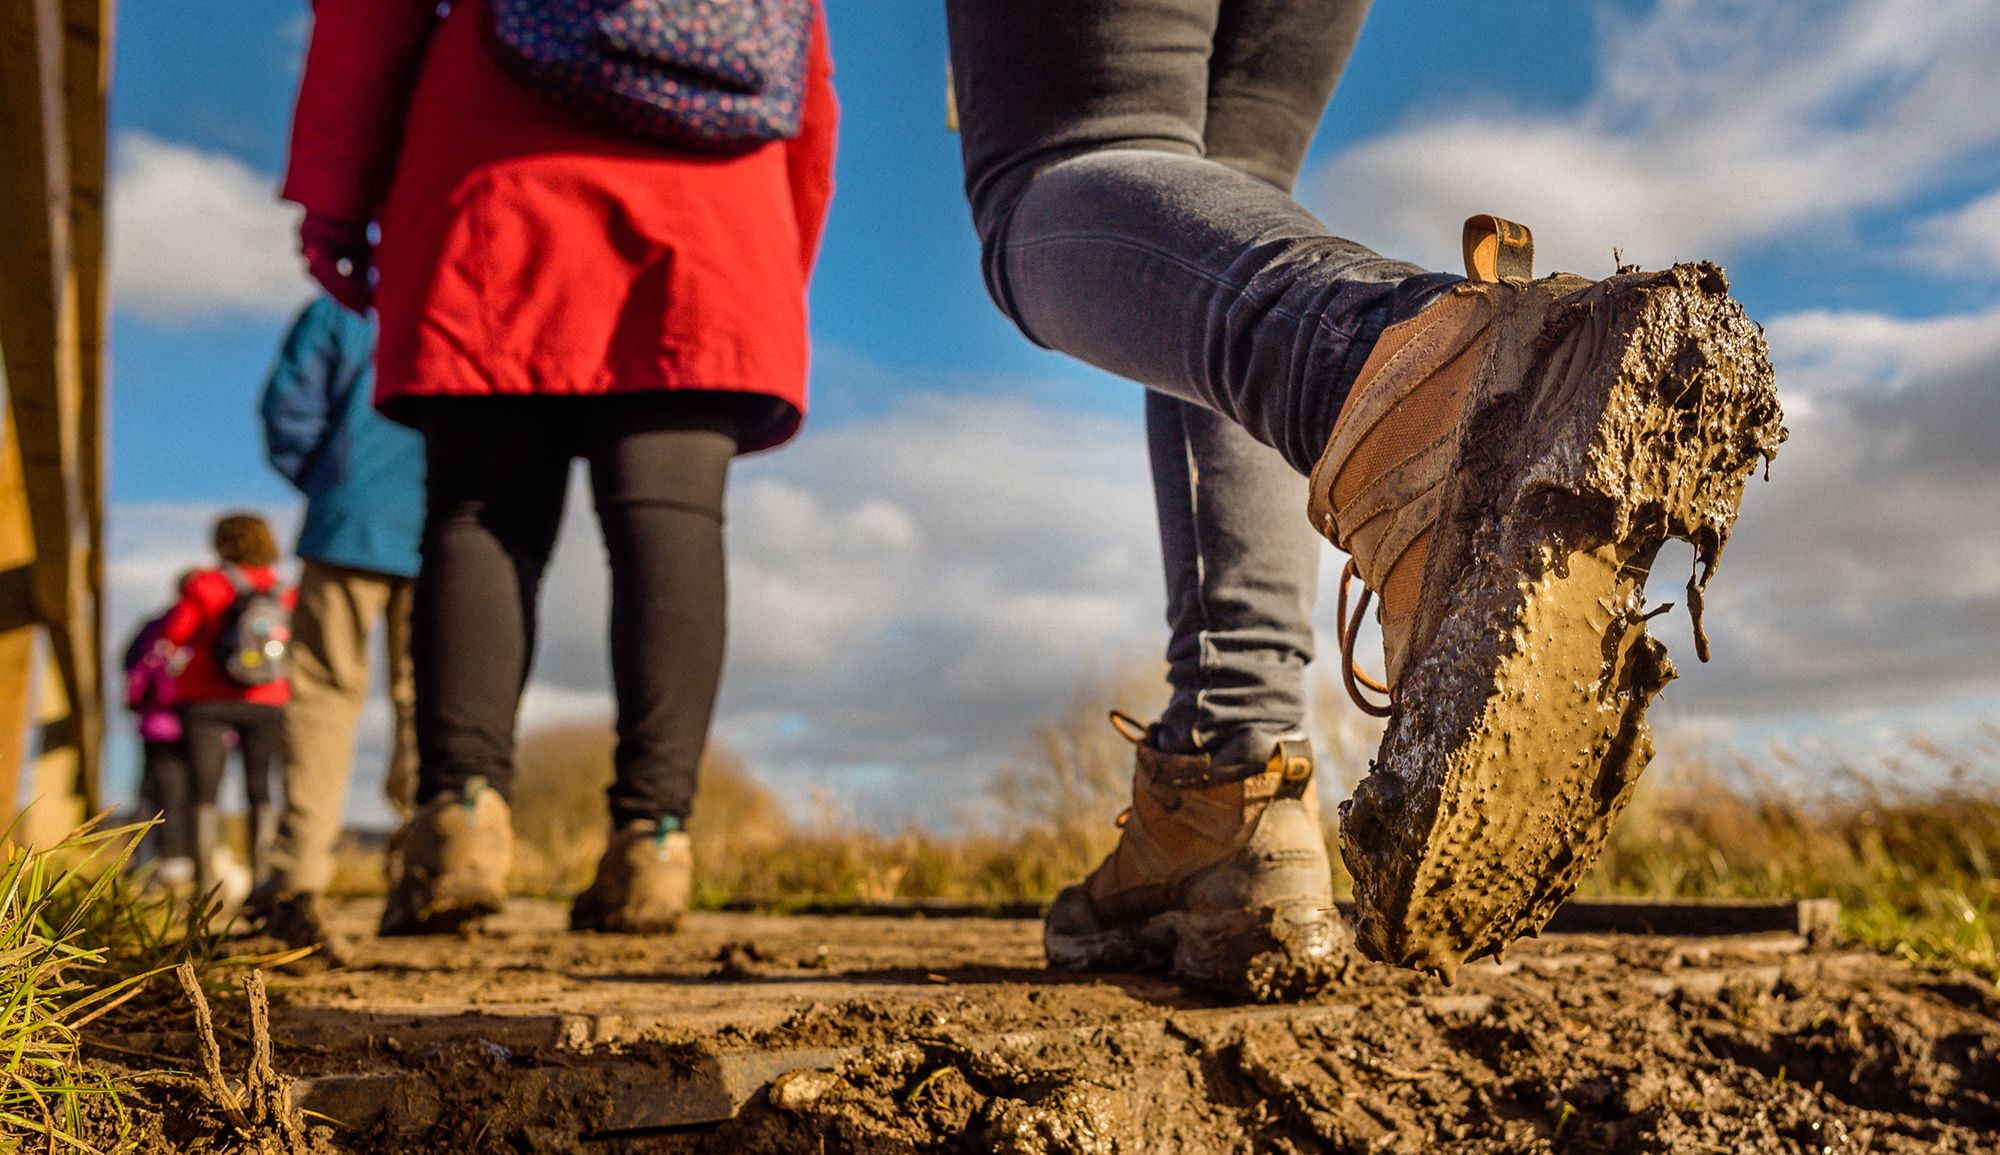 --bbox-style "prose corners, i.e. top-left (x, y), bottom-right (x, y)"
top-left (83, 903), bottom-right (2000, 1153)
top-left (1341, 263), bottom-right (1787, 976)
